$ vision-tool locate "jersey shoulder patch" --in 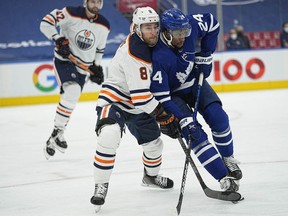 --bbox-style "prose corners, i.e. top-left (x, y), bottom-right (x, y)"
top-left (128, 33), bottom-right (152, 64)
